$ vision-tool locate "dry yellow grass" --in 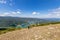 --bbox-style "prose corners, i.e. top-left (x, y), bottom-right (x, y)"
top-left (0, 24), bottom-right (60, 40)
